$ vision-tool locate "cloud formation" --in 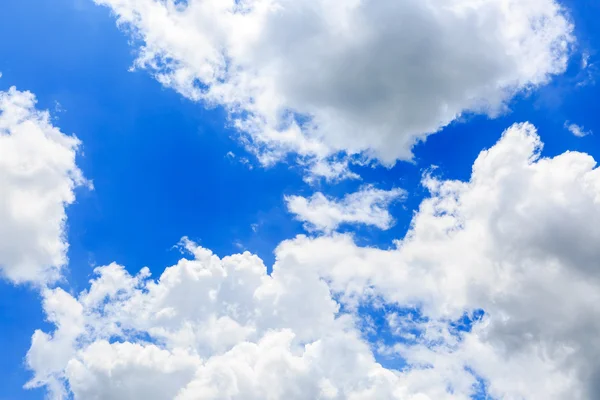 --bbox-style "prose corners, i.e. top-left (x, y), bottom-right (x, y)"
top-left (93, 0), bottom-right (573, 177)
top-left (27, 123), bottom-right (600, 399)
top-left (0, 87), bottom-right (86, 285)
top-left (286, 186), bottom-right (405, 232)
